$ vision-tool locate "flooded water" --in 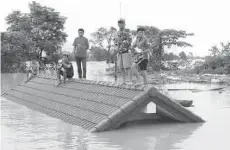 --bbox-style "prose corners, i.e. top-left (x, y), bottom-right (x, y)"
top-left (1, 61), bottom-right (230, 150)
